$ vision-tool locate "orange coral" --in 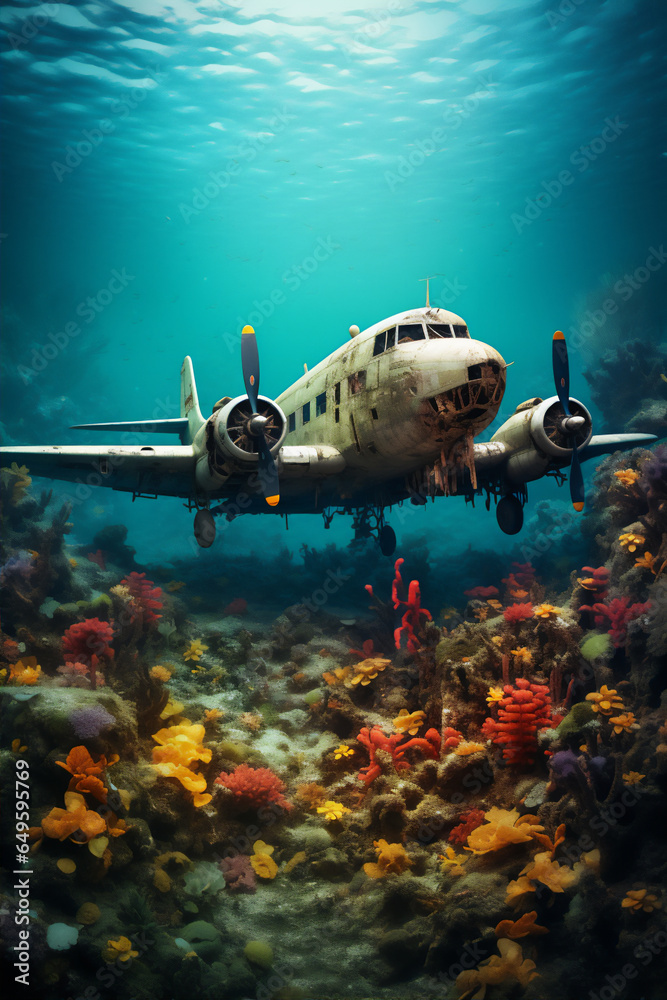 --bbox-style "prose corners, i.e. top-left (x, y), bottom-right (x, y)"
top-left (519, 851), bottom-right (577, 892)
top-left (622, 889), bottom-right (661, 913)
top-left (392, 709), bottom-right (426, 735)
top-left (9, 657), bottom-right (42, 685)
top-left (465, 808), bottom-right (538, 855)
top-left (585, 685), bottom-right (624, 715)
top-left (56, 746), bottom-right (119, 779)
top-left (453, 740), bottom-right (485, 756)
top-left (363, 840), bottom-right (413, 878)
top-left (151, 721), bottom-right (212, 807)
top-left (42, 791), bottom-right (107, 843)
top-left (494, 911), bottom-right (549, 938)
top-left (456, 938), bottom-right (538, 999)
